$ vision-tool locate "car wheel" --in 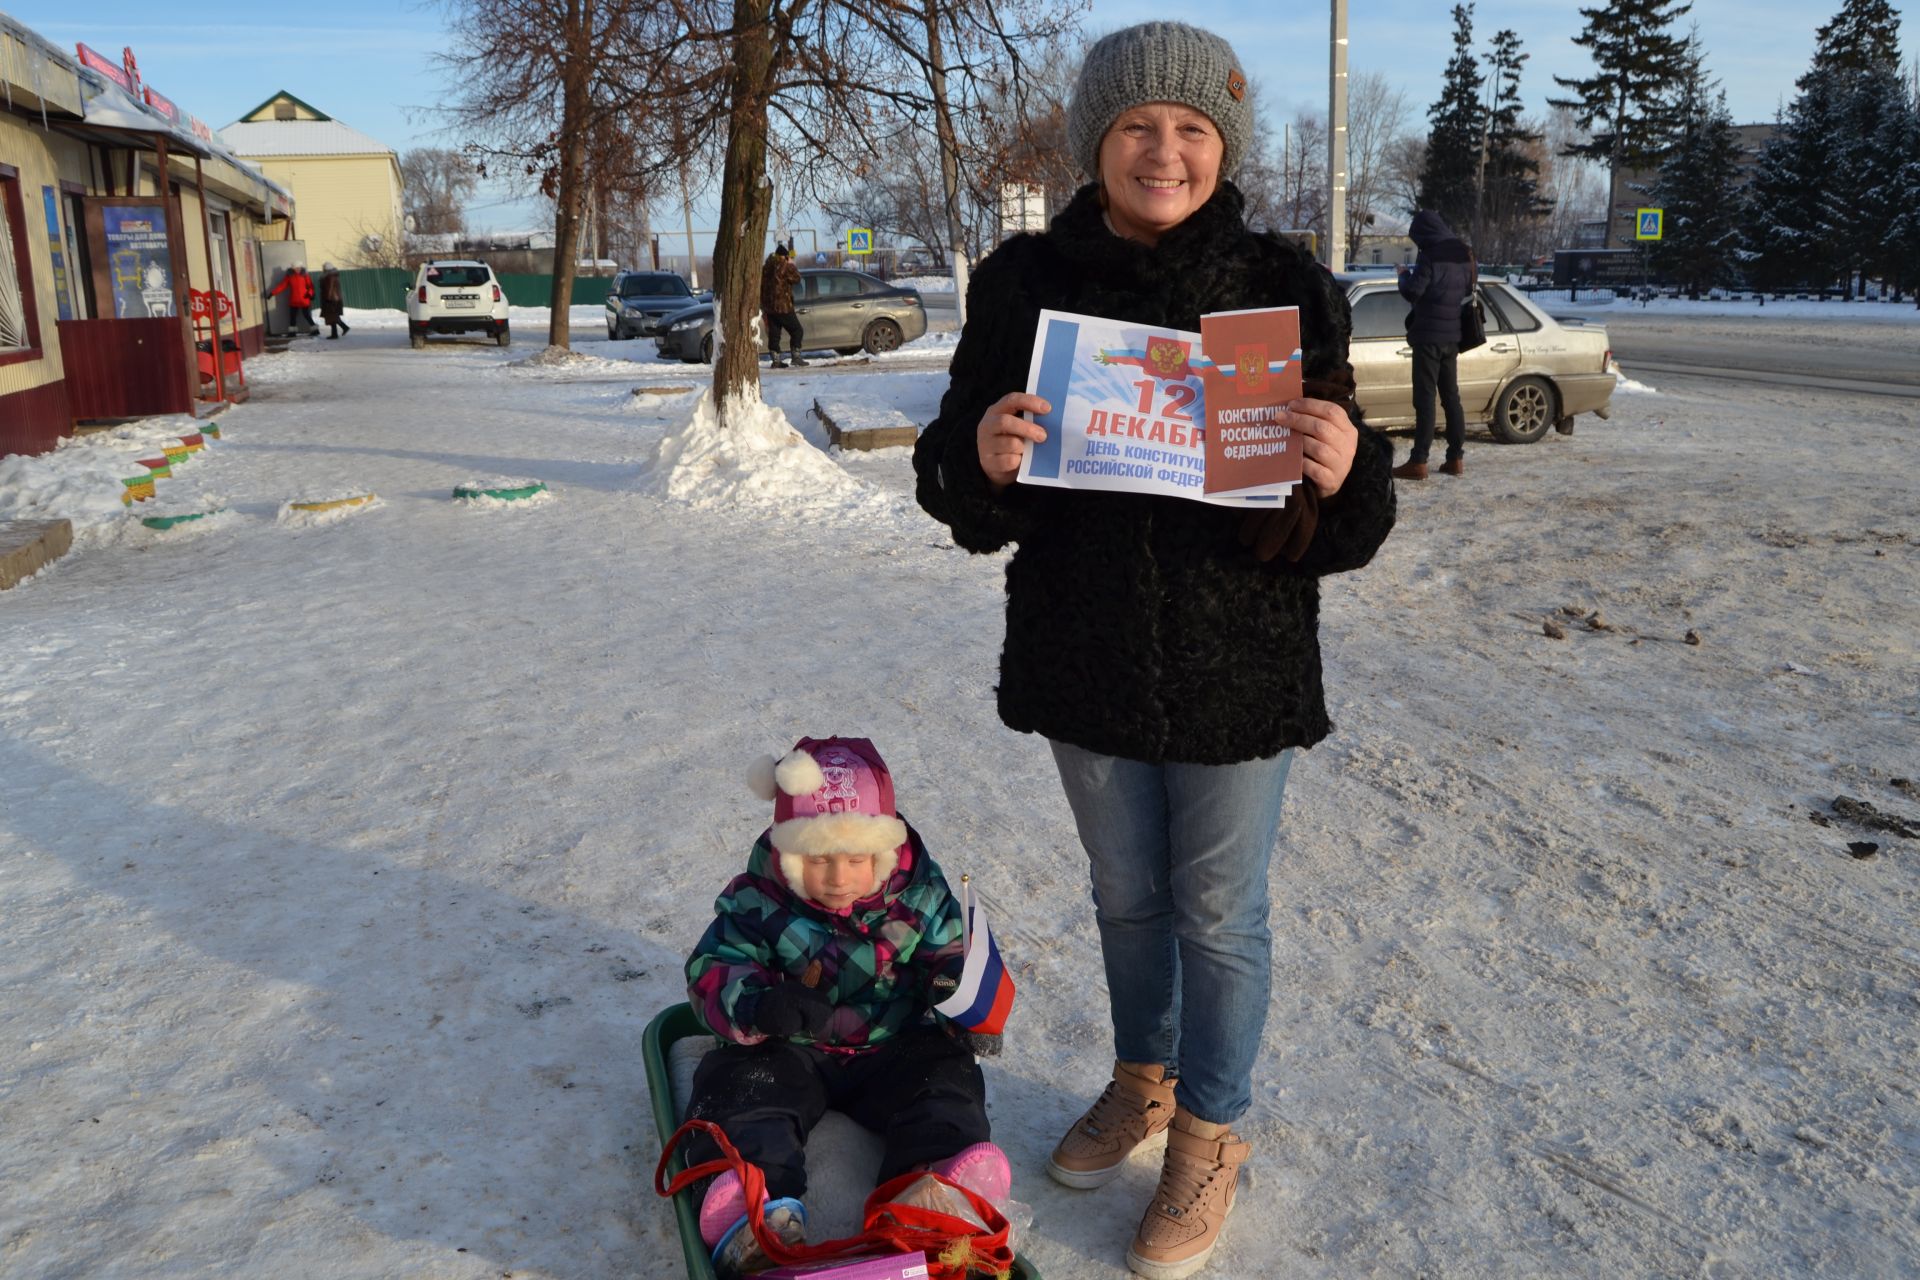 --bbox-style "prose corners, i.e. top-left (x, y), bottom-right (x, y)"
top-left (700, 333), bottom-right (714, 364)
top-left (410, 331), bottom-right (426, 350)
top-left (1489, 375), bottom-right (1555, 444)
top-left (862, 319), bottom-right (904, 355)
top-left (607, 323), bottom-right (618, 340)
top-left (496, 325), bottom-right (511, 348)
